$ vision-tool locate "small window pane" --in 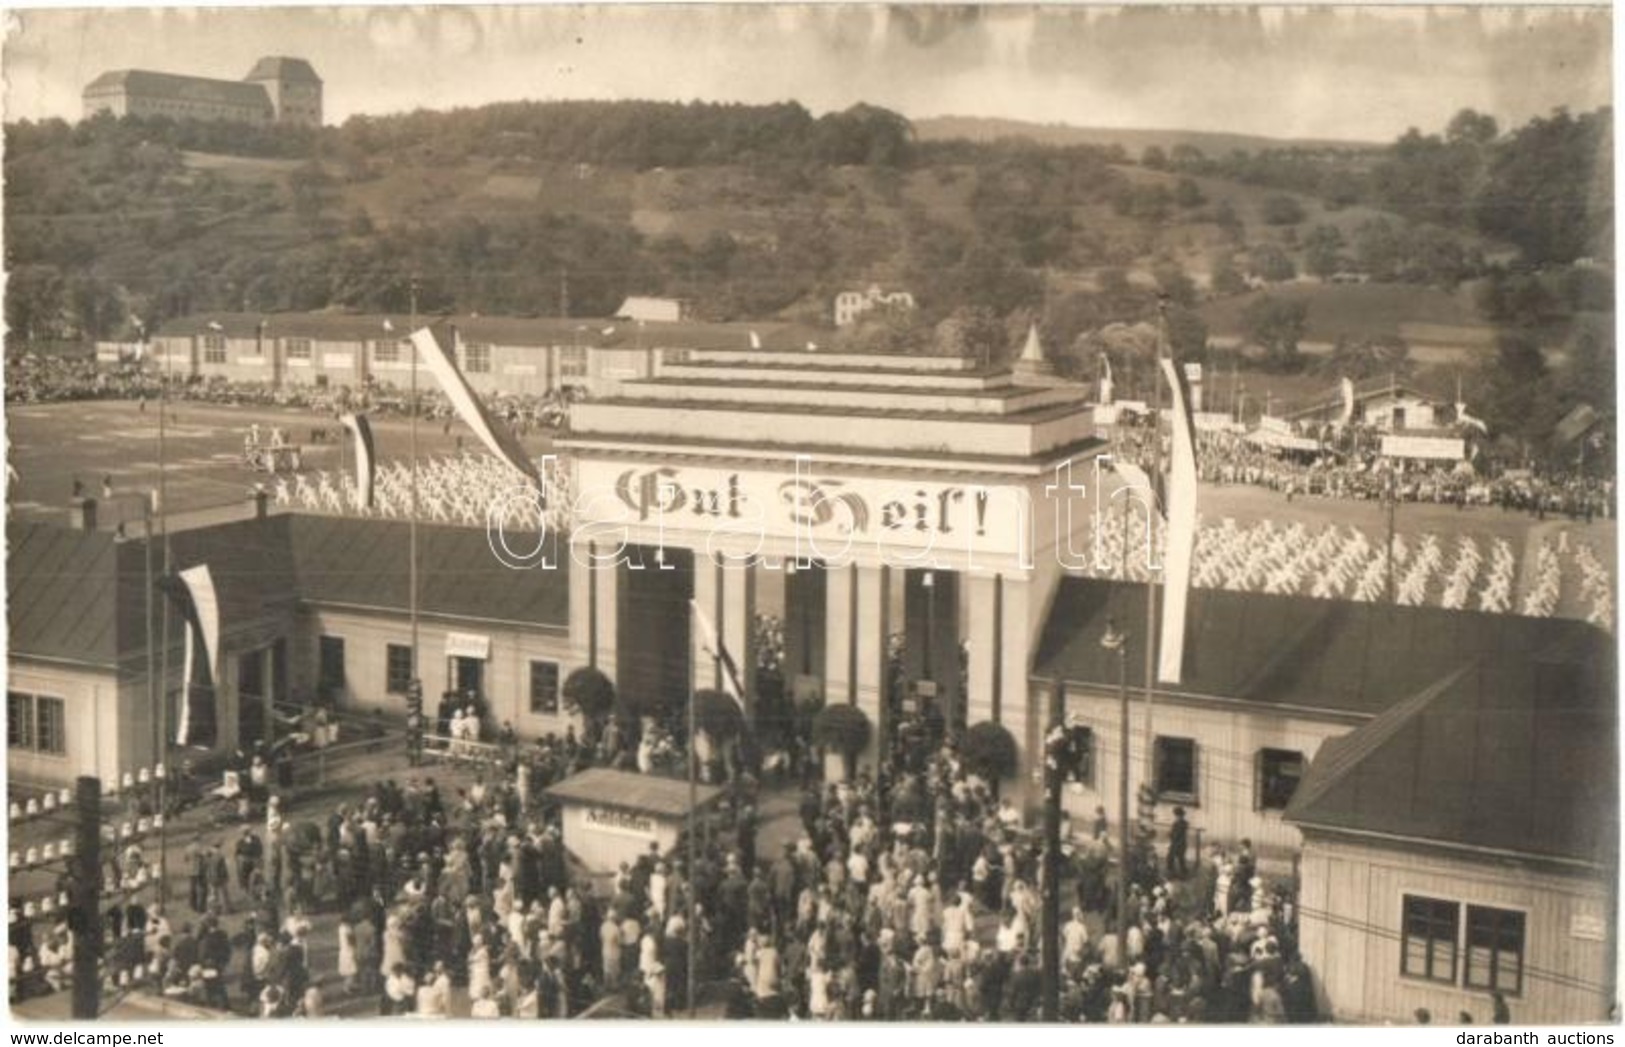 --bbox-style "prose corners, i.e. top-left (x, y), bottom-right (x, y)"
top-left (35, 697), bottom-right (66, 755)
top-left (8, 692), bottom-right (34, 750)
top-left (530, 661), bottom-right (560, 714)
top-left (386, 644), bottom-right (413, 695)
top-left (1154, 737), bottom-right (1197, 799)
top-left (1259, 748), bottom-right (1305, 810)
top-left (1401, 895), bottom-right (1458, 984)
top-left (1465, 906), bottom-right (1524, 994)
